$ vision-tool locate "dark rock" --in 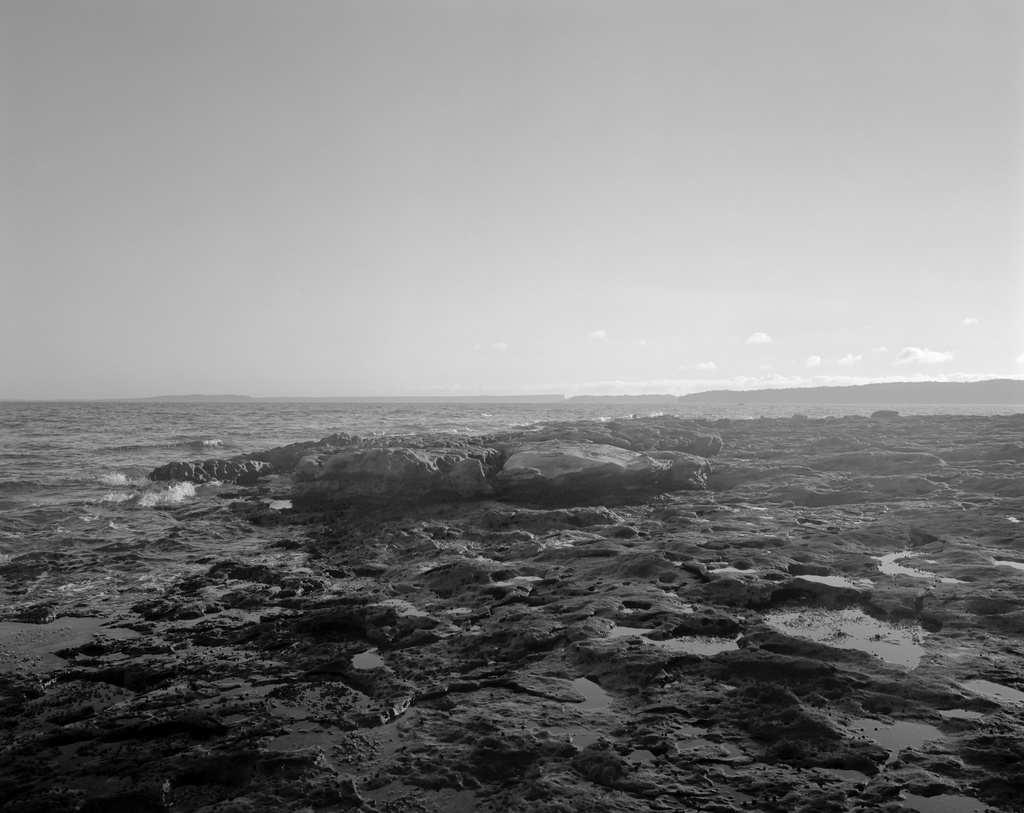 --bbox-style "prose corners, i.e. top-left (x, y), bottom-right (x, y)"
top-left (495, 441), bottom-right (673, 502)
top-left (294, 445), bottom-right (501, 505)
top-left (149, 458), bottom-right (273, 485)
